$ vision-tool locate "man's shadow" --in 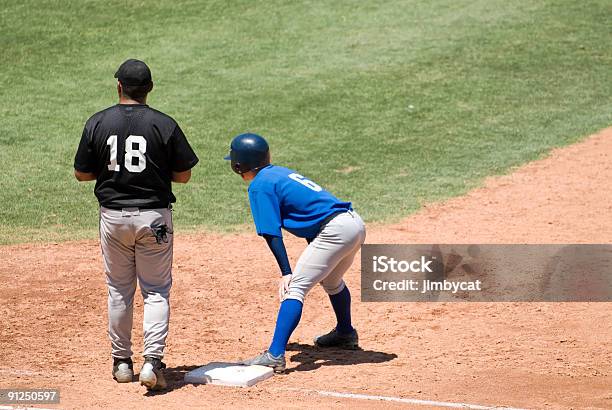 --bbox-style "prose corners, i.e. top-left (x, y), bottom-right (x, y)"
top-left (142, 365), bottom-right (199, 396)
top-left (144, 344), bottom-right (397, 394)
top-left (285, 343), bottom-right (397, 373)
